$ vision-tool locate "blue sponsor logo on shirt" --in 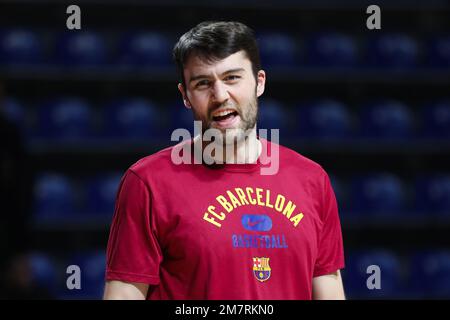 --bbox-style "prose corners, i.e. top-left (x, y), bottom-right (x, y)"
top-left (241, 214), bottom-right (272, 232)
